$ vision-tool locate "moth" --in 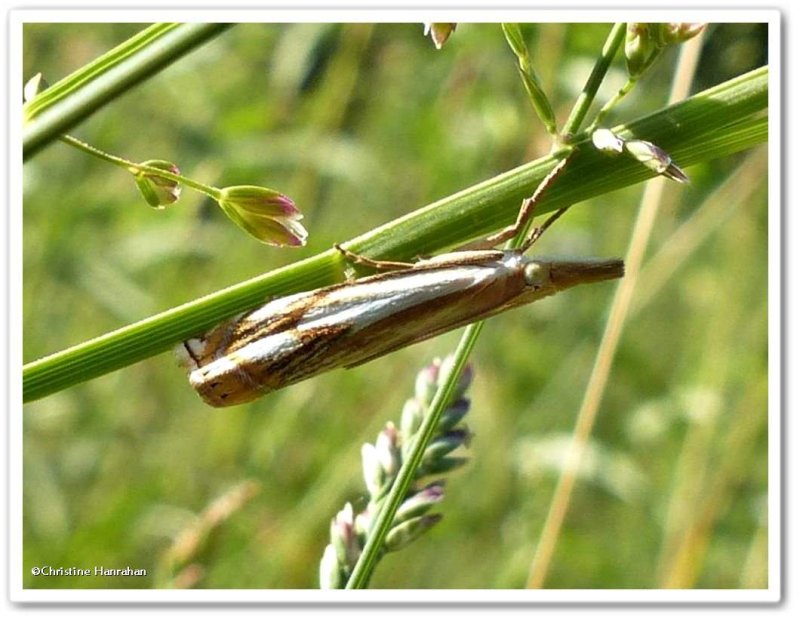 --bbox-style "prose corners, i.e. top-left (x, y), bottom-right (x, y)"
top-left (178, 158), bottom-right (624, 407)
